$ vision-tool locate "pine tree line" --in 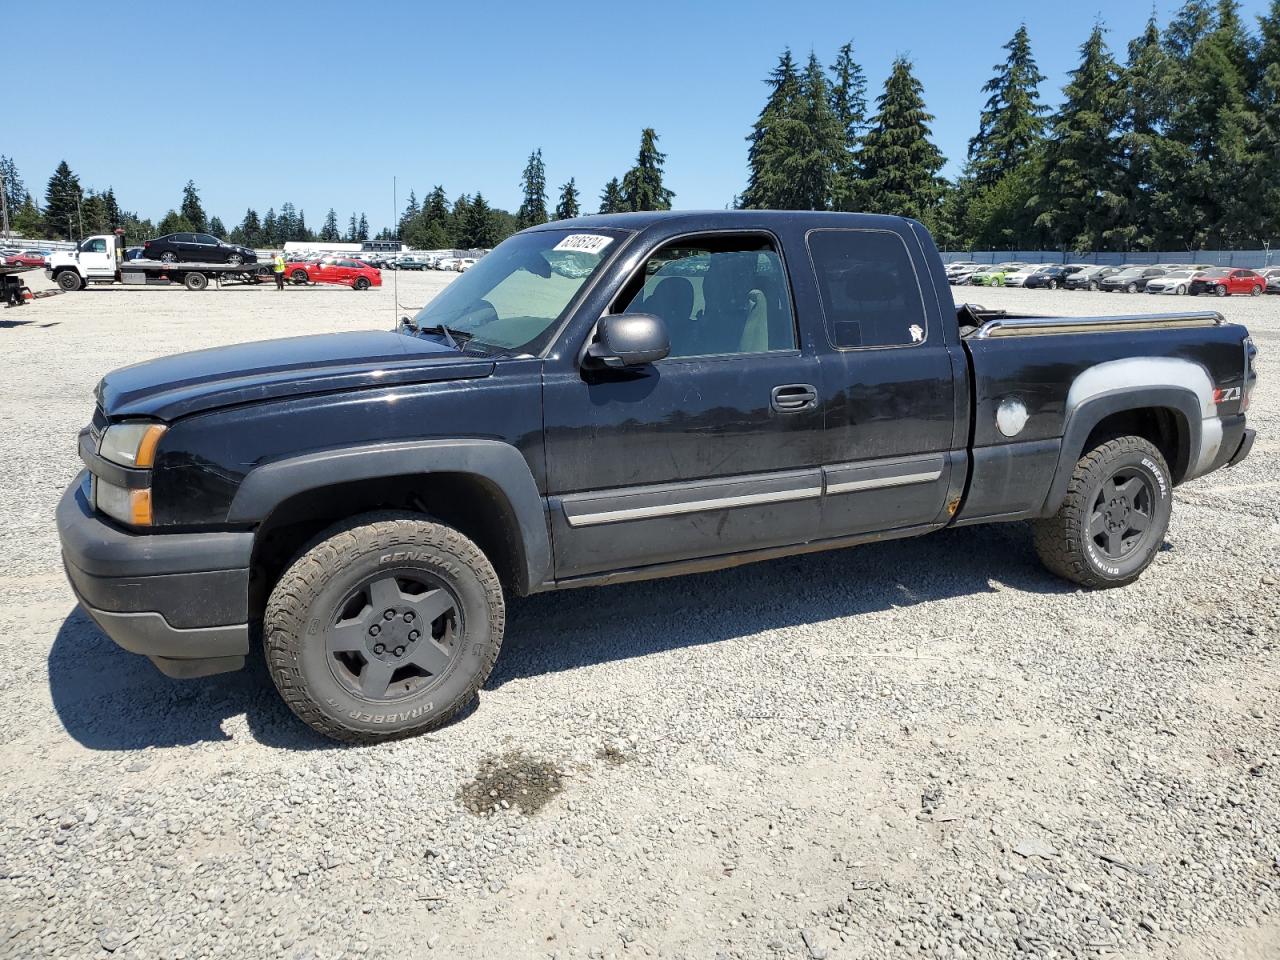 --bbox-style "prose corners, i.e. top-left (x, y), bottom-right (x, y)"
top-left (744, 2), bottom-right (1280, 251)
